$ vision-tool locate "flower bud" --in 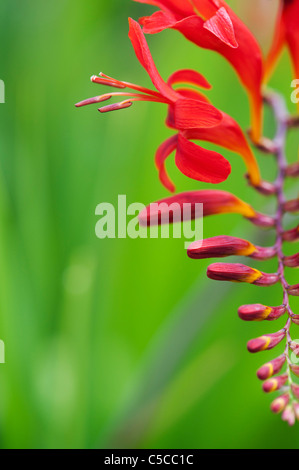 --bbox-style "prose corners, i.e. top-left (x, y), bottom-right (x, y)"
top-left (282, 225), bottom-right (299, 242)
top-left (271, 394), bottom-right (289, 414)
top-left (187, 236), bottom-right (256, 260)
top-left (283, 253), bottom-right (299, 267)
top-left (289, 341), bottom-right (299, 357)
top-left (138, 190), bottom-right (256, 226)
top-left (238, 304), bottom-right (286, 322)
top-left (291, 315), bottom-right (299, 326)
top-left (285, 162), bottom-right (299, 178)
top-left (291, 384), bottom-right (299, 400)
top-left (294, 403), bottom-right (299, 421)
top-left (290, 363), bottom-right (299, 377)
top-left (282, 406), bottom-right (296, 426)
top-left (262, 374), bottom-right (288, 393)
top-left (207, 263), bottom-right (279, 286)
top-left (283, 199), bottom-right (299, 213)
top-left (257, 355), bottom-right (286, 380)
top-left (287, 284), bottom-right (299, 296)
top-left (247, 330), bottom-right (286, 353)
